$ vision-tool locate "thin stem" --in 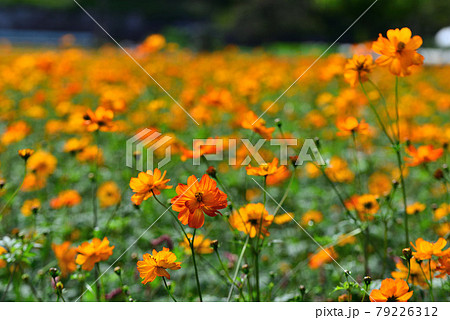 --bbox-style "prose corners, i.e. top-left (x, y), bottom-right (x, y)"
top-left (94, 263), bottom-right (101, 302)
top-left (394, 77), bottom-right (400, 142)
top-left (352, 131), bottom-right (362, 192)
top-left (162, 277), bottom-right (177, 302)
top-left (92, 130), bottom-right (100, 230)
top-left (1, 265), bottom-right (15, 301)
top-left (190, 229), bottom-right (203, 302)
top-left (227, 236), bottom-right (250, 301)
top-left (419, 262), bottom-right (434, 301)
top-left (254, 177), bottom-right (267, 301)
top-left (395, 148), bottom-right (409, 247)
